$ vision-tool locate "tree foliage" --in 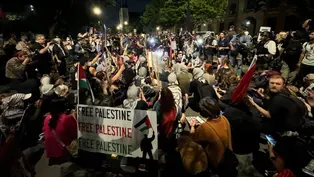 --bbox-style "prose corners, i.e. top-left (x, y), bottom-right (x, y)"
top-left (140, 0), bottom-right (165, 31)
top-left (158, 0), bottom-right (187, 28)
top-left (140, 0), bottom-right (228, 30)
top-left (190, 0), bottom-right (227, 27)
